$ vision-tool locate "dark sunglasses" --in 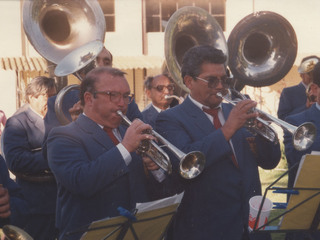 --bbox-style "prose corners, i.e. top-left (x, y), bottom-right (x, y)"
top-left (152, 84), bottom-right (175, 92)
top-left (195, 76), bottom-right (231, 88)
